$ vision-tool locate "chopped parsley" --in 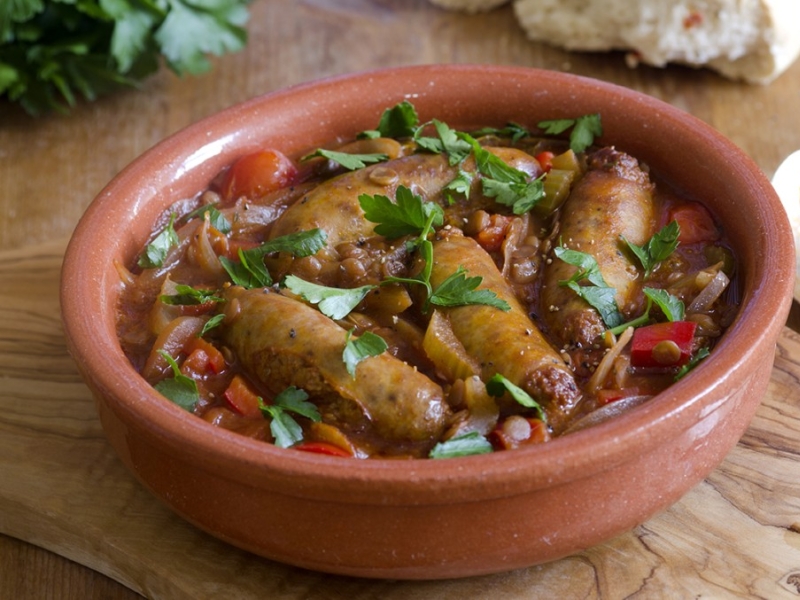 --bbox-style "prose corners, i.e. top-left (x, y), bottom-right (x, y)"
top-left (138, 213), bottom-right (179, 269)
top-left (428, 267), bottom-right (510, 312)
top-left (360, 100), bottom-right (420, 139)
top-left (623, 220), bottom-right (681, 279)
top-left (283, 276), bottom-right (375, 320)
top-left (258, 387), bottom-right (321, 448)
top-left (154, 350), bottom-right (199, 412)
top-left (486, 373), bottom-right (546, 421)
top-left (302, 148), bottom-right (388, 171)
top-left (429, 431), bottom-right (493, 459)
top-left (359, 185), bottom-right (443, 239)
top-left (159, 284), bottom-right (223, 306)
top-left (537, 114), bottom-right (603, 154)
top-left (675, 347), bottom-right (710, 380)
top-left (554, 245), bottom-right (624, 328)
top-left (343, 329), bottom-right (388, 377)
